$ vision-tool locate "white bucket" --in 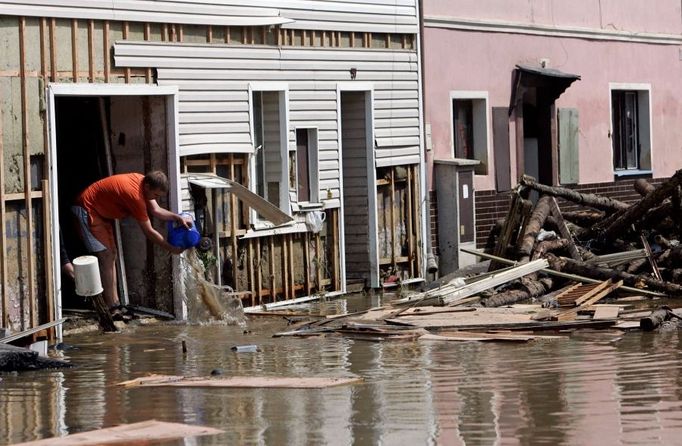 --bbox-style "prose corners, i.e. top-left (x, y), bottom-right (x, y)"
top-left (73, 255), bottom-right (103, 297)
